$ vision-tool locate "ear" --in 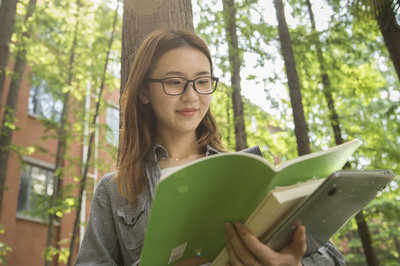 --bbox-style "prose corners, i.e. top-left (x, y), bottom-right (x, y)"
top-left (139, 92), bottom-right (150, 104)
